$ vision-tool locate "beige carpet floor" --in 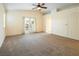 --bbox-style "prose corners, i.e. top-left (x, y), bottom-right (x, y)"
top-left (0, 33), bottom-right (79, 56)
